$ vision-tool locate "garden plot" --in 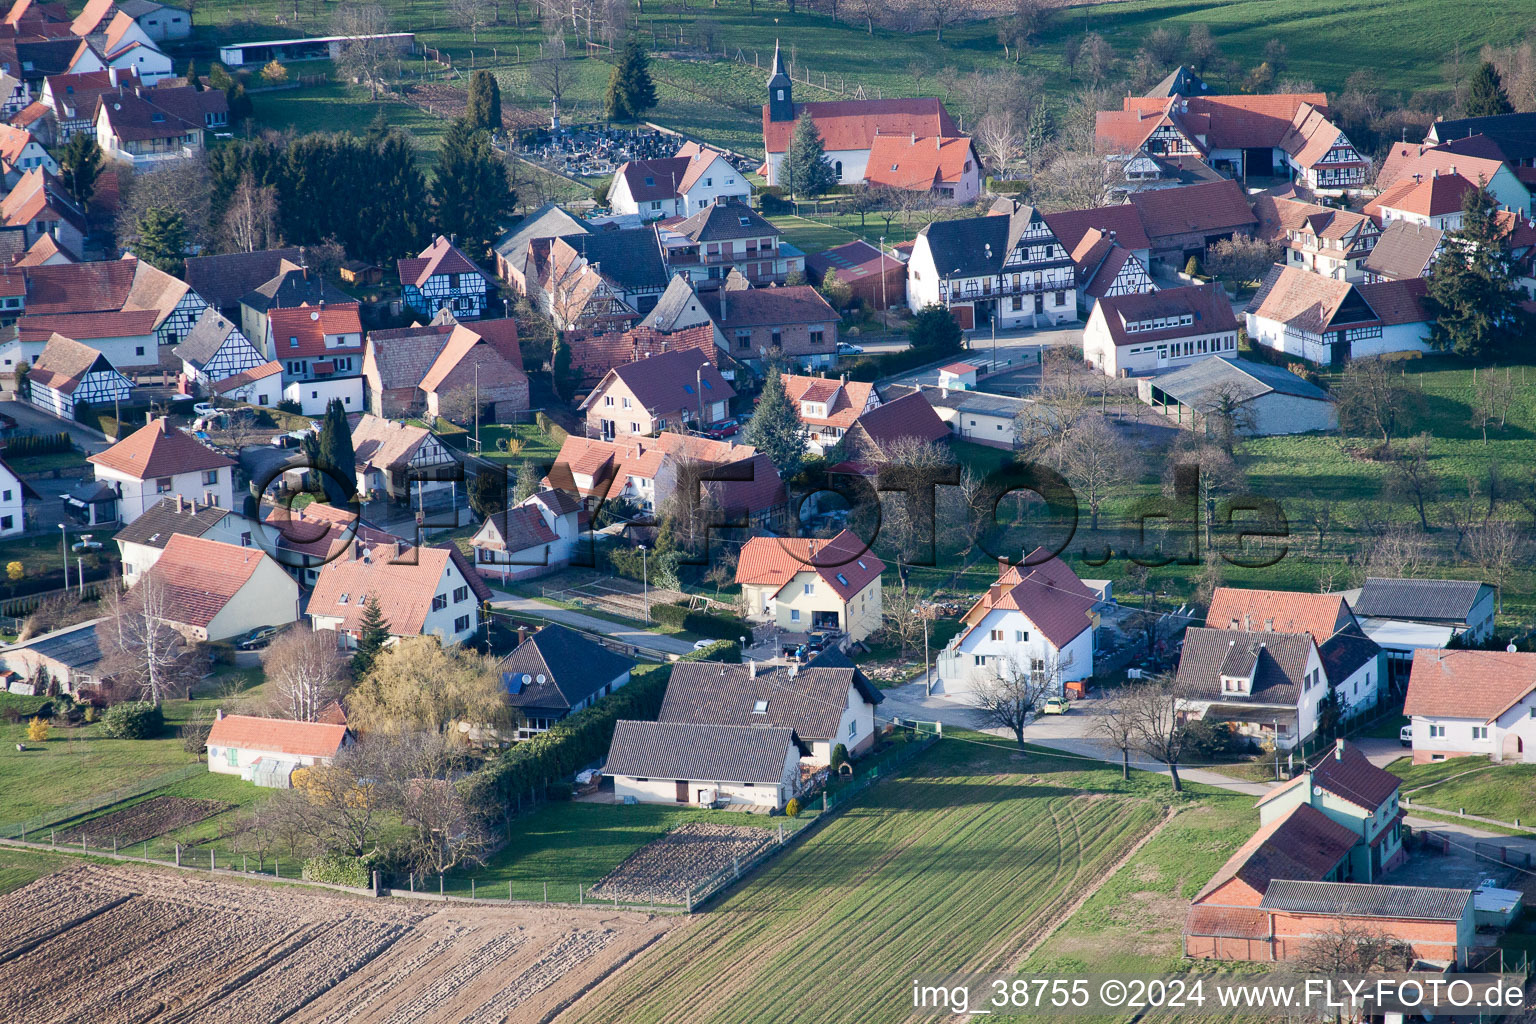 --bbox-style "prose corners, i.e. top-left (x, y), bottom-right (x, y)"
top-left (0, 864), bottom-right (676, 1024)
top-left (588, 823), bottom-right (775, 905)
top-left (543, 569), bottom-right (691, 622)
top-left (54, 796), bottom-right (232, 847)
